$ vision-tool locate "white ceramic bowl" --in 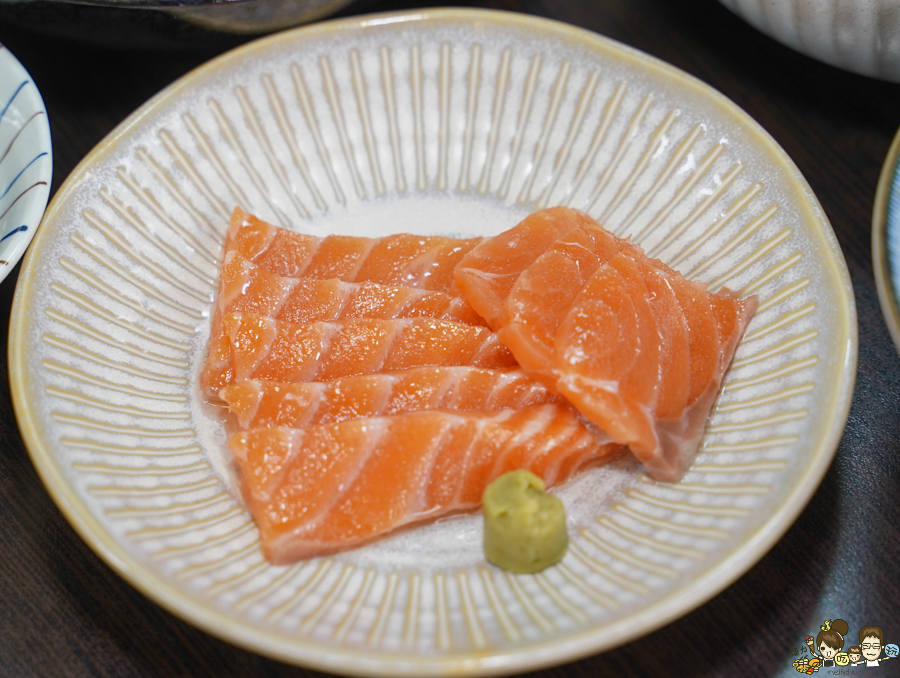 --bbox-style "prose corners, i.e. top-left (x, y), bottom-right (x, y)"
top-left (0, 44), bottom-right (52, 284)
top-left (719, 0), bottom-right (900, 82)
